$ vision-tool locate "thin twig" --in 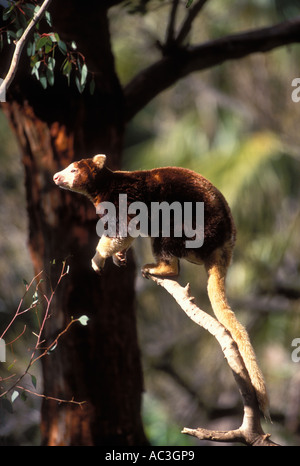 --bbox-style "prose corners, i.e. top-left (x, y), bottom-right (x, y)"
top-left (0, 271), bottom-right (43, 340)
top-left (15, 386), bottom-right (86, 406)
top-left (6, 325), bottom-right (27, 346)
top-left (30, 317), bottom-right (81, 366)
